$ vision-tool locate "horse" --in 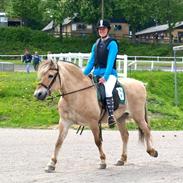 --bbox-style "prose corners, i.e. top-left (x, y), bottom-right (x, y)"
top-left (34, 60), bottom-right (158, 172)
